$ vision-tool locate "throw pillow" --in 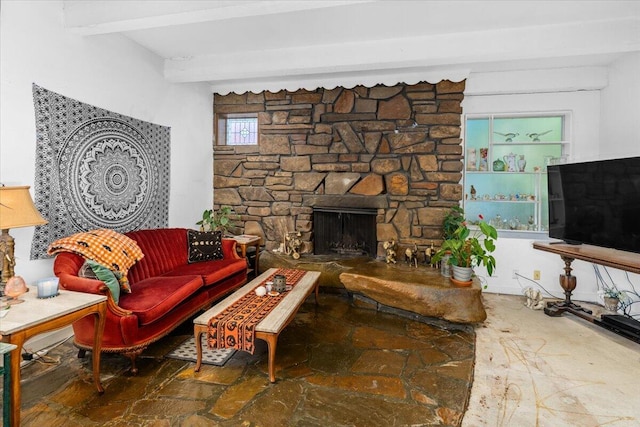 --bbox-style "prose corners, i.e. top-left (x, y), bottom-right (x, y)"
top-left (81, 260), bottom-right (121, 304)
top-left (187, 229), bottom-right (223, 263)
